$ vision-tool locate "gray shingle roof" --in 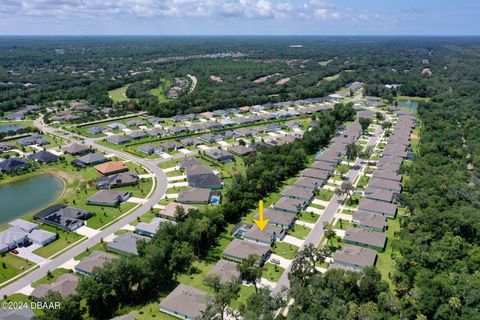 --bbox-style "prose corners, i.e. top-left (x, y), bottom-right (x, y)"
top-left (344, 227), bottom-right (386, 249)
top-left (160, 284), bottom-right (207, 319)
top-left (333, 244), bottom-right (377, 269)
